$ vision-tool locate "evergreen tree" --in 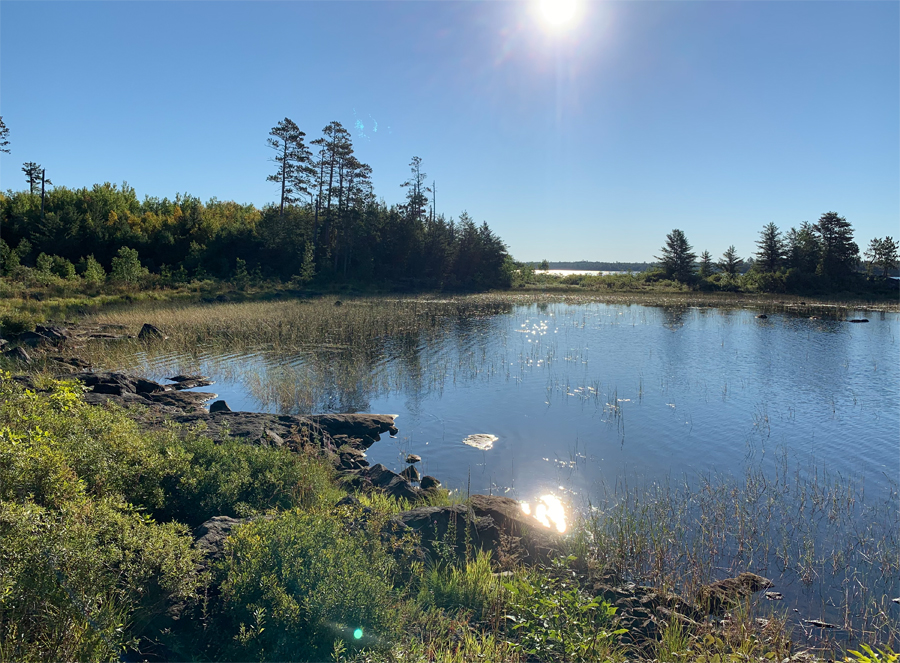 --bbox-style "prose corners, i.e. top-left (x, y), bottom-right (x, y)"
top-left (813, 212), bottom-right (858, 280)
top-left (266, 118), bottom-right (314, 217)
top-left (786, 222), bottom-right (820, 274)
top-left (400, 156), bottom-right (431, 222)
top-left (718, 246), bottom-right (742, 276)
top-left (22, 162), bottom-right (42, 195)
top-left (0, 116), bottom-right (9, 154)
top-left (655, 229), bottom-right (696, 282)
top-left (755, 223), bottom-right (785, 272)
top-left (865, 237), bottom-right (898, 277)
top-left (698, 251), bottom-right (713, 277)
